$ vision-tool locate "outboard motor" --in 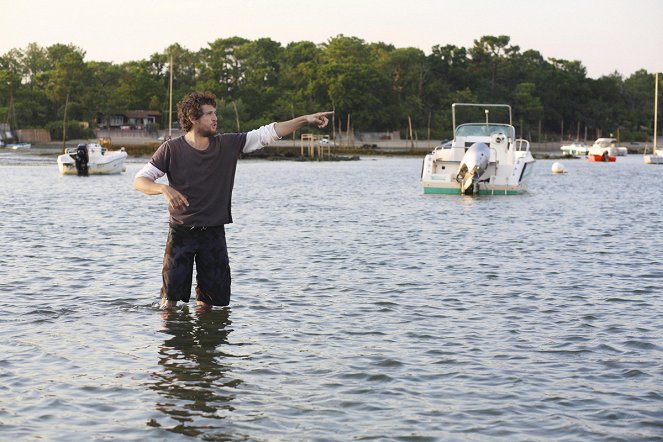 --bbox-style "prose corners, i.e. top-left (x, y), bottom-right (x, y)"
top-left (75, 144), bottom-right (89, 176)
top-left (456, 142), bottom-right (490, 195)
